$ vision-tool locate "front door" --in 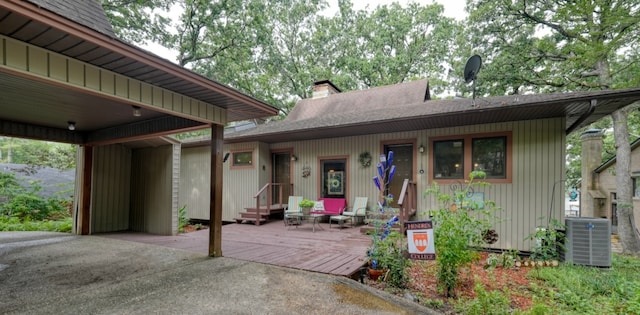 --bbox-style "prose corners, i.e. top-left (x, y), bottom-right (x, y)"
top-left (384, 144), bottom-right (413, 207)
top-left (272, 152), bottom-right (291, 202)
